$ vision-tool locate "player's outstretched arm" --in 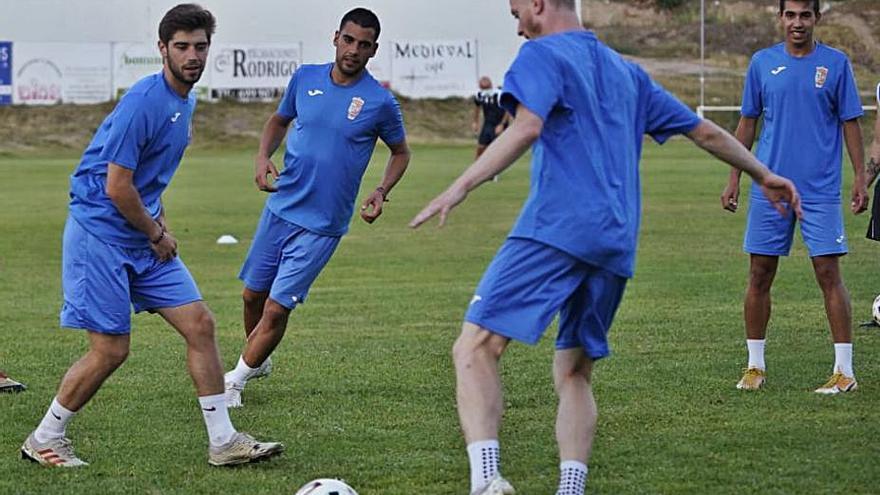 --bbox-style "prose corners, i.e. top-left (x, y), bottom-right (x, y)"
top-left (254, 113), bottom-right (293, 193)
top-left (409, 104), bottom-right (542, 228)
top-left (106, 163), bottom-right (178, 261)
top-left (843, 118), bottom-right (868, 214)
top-left (687, 119), bottom-right (802, 220)
top-left (360, 140), bottom-right (411, 224)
